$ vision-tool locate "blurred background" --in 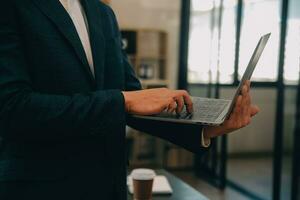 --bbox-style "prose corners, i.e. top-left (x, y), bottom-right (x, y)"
top-left (104, 0), bottom-right (299, 199)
